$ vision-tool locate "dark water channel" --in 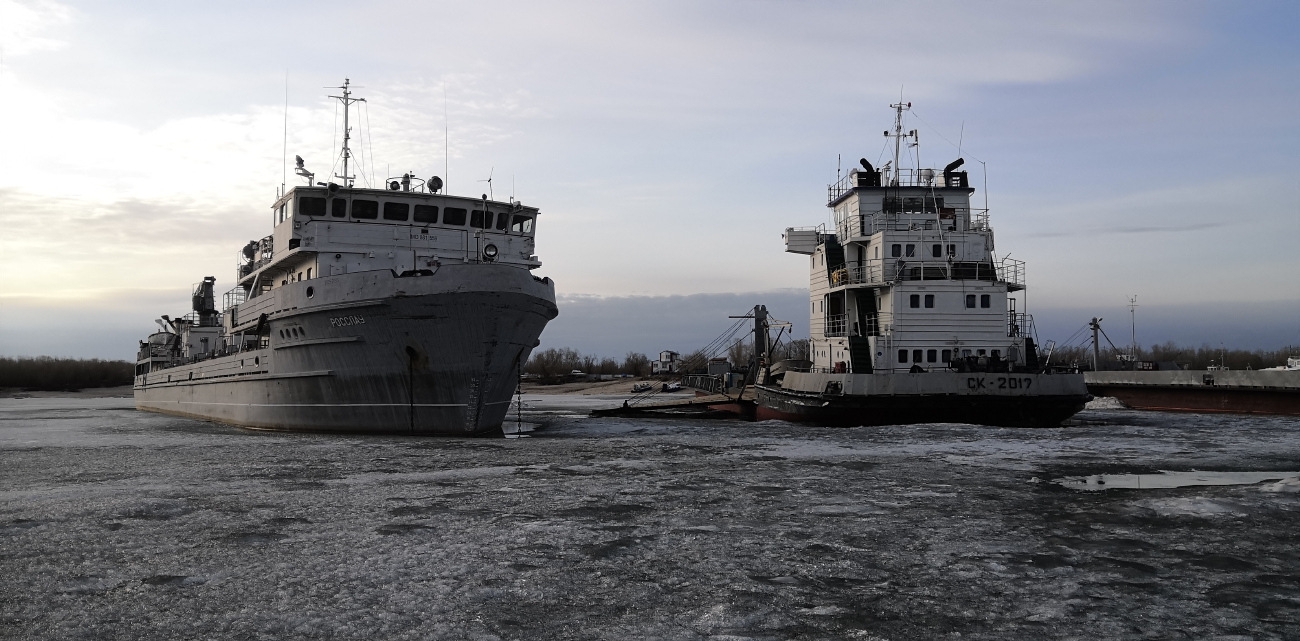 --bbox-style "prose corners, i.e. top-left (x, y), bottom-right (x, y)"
top-left (2, 395), bottom-right (1299, 640)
